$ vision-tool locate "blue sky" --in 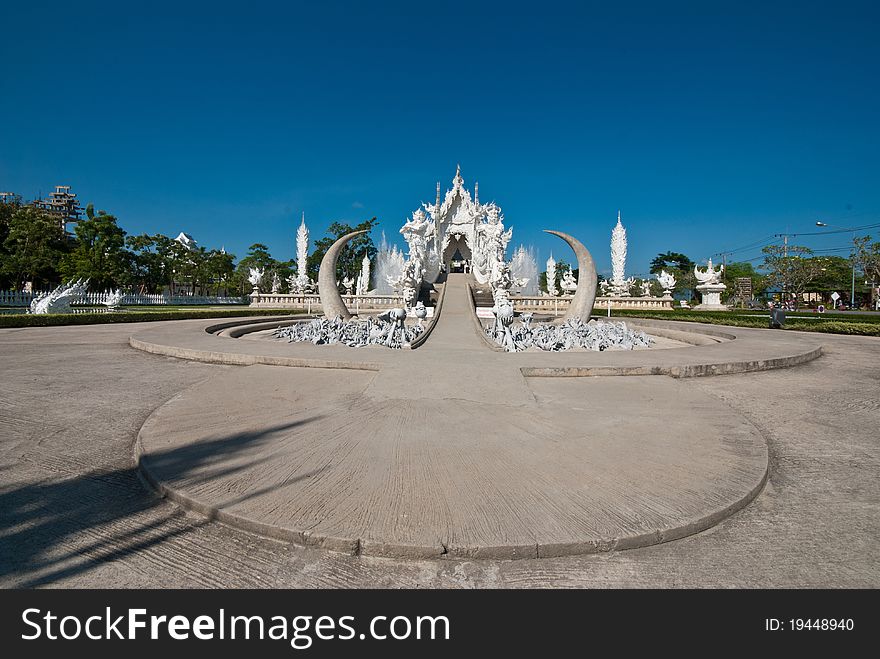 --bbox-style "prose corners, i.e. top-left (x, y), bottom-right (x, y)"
top-left (1, 1), bottom-right (878, 277)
